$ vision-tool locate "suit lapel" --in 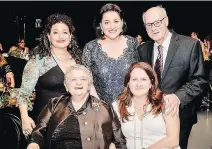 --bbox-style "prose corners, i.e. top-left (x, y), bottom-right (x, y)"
top-left (161, 32), bottom-right (179, 81)
top-left (147, 41), bottom-right (154, 66)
